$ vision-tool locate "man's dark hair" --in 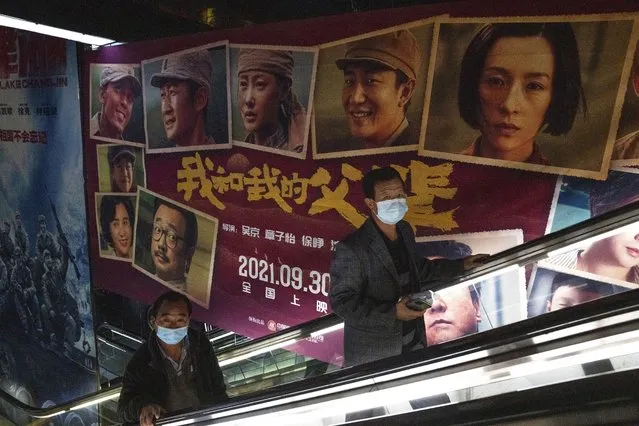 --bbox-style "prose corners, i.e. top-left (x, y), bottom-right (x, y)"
top-left (186, 80), bottom-right (209, 127)
top-left (153, 198), bottom-right (198, 251)
top-left (362, 166), bottom-right (404, 199)
top-left (416, 240), bottom-right (473, 260)
top-left (589, 172), bottom-right (639, 217)
top-left (149, 291), bottom-right (193, 320)
top-left (549, 275), bottom-right (602, 303)
top-left (99, 196), bottom-right (135, 246)
top-left (458, 23), bottom-right (586, 136)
